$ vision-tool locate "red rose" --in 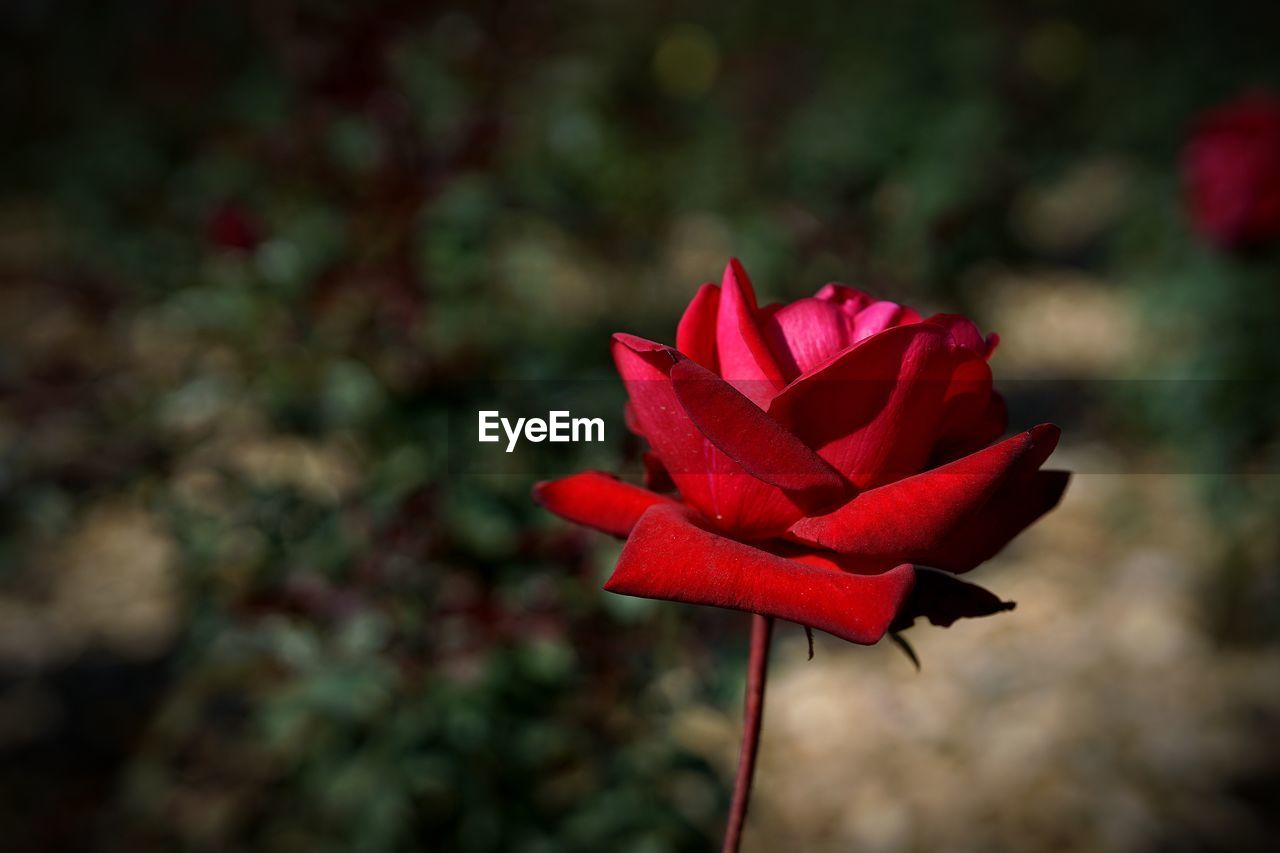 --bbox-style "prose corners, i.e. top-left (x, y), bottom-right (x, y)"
top-left (534, 259), bottom-right (1067, 645)
top-left (206, 203), bottom-right (263, 253)
top-left (1183, 91), bottom-right (1280, 248)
